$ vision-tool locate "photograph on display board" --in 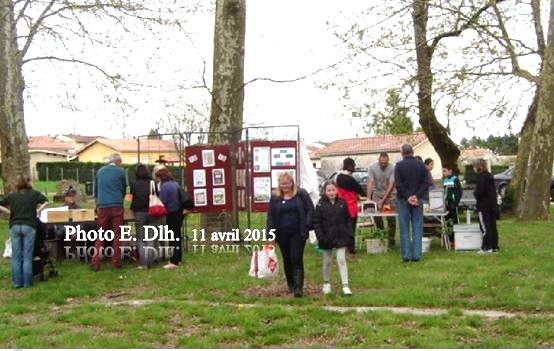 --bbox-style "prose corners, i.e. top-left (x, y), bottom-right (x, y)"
top-left (253, 177), bottom-right (271, 203)
top-left (271, 169), bottom-right (296, 188)
top-left (202, 149), bottom-right (215, 167)
top-left (193, 169), bottom-right (206, 187)
top-left (253, 146), bottom-right (271, 173)
top-left (213, 188), bottom-right (226, 206)
top-left (212, 168), bottom-right (225, 186)
top-left (271, 147), bottom-right (296, 167)
top-left (194, 189), bottom-right (207, 207)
